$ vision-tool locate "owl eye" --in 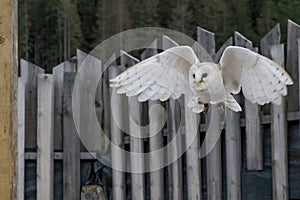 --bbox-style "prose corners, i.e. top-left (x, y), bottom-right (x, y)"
top-left (202, 73), bottom-right (208, 78)
top-left (192, 73), bottom-right (196, 78)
